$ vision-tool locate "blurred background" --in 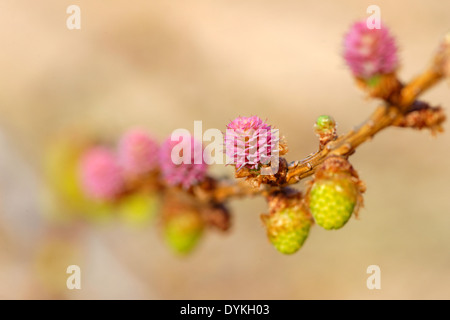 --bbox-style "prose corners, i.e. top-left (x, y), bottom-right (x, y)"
top-left (0, 0), bottom-right (449, 299)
